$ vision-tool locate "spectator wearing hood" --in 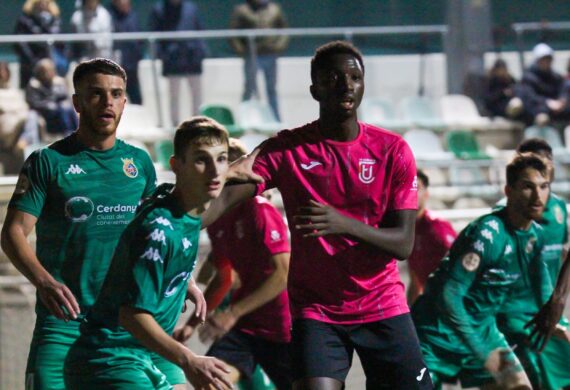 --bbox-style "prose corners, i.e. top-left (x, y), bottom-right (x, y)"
top-left (517, 43), bottom-right (567, 125)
